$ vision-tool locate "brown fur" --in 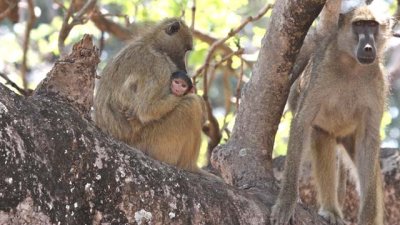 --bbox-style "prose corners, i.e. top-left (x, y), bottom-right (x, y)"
top-left (94, 18), bottom-right (208, 175)
top-left (271, 6), bottom-right (389, 225)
